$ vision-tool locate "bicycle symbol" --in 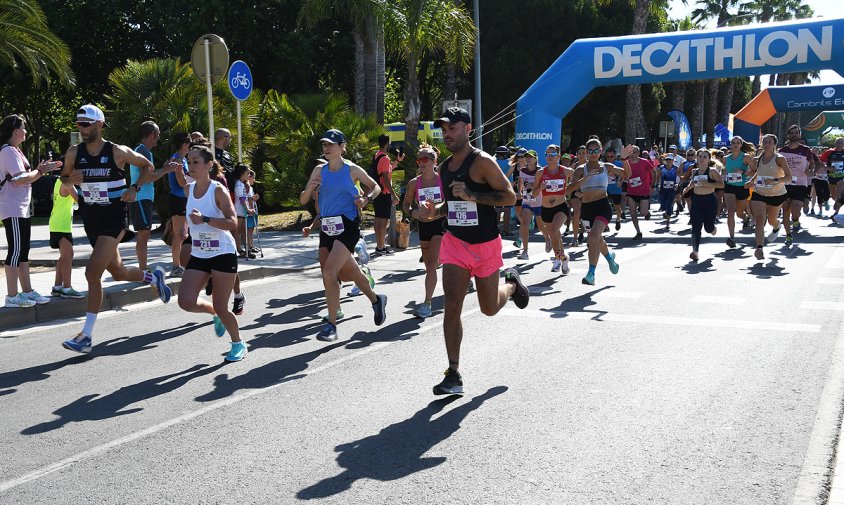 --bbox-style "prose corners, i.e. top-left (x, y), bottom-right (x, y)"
top-left (231, 72), bottom-right (250, 90)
